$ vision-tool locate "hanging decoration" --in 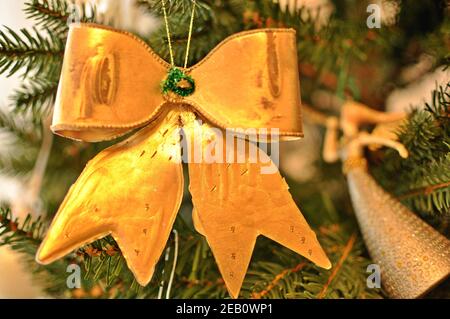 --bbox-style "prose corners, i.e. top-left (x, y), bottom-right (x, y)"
top-left (322, 101), bottom-right (450, 298)
top-left (36, 0), bottom-right (331, 298)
